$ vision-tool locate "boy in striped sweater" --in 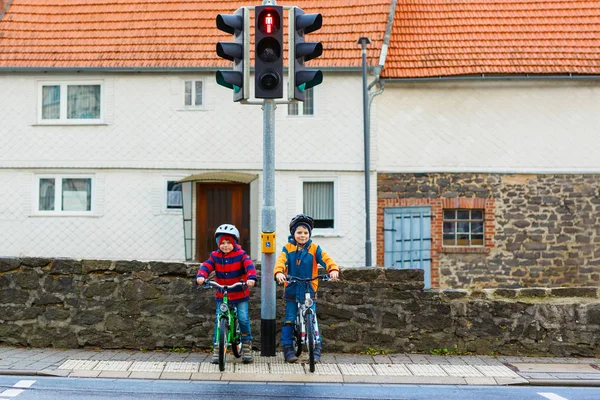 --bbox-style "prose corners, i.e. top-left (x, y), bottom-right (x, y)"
top-left (196, 224), bottom-right (257, 364)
